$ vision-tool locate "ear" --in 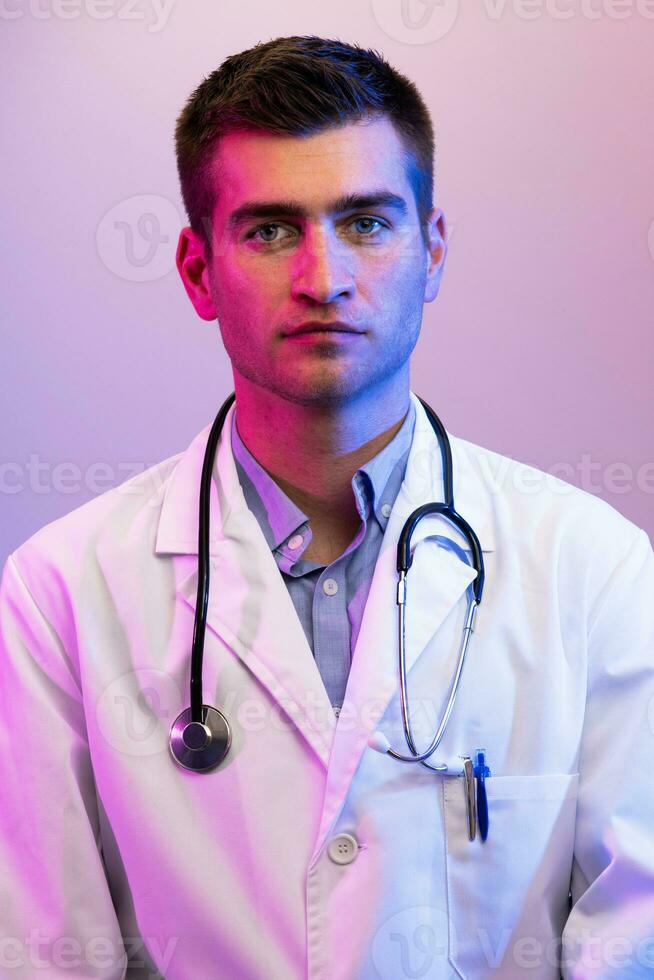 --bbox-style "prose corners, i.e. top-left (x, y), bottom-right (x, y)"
top-left (423, 207), bottom-right (448, 304)
top-left (176, 226), bottom-right (217, 321)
